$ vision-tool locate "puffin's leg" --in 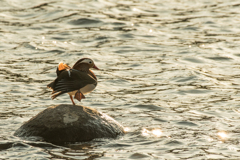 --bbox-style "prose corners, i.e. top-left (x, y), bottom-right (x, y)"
top-left (74, 90), bottom-right (85, 102)
top-left (69, 95), bottom-right (75, 105)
